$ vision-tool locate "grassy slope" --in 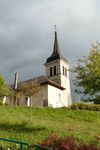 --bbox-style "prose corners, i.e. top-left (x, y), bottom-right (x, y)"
top-left (0, 106), bottom-right (100, 146)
